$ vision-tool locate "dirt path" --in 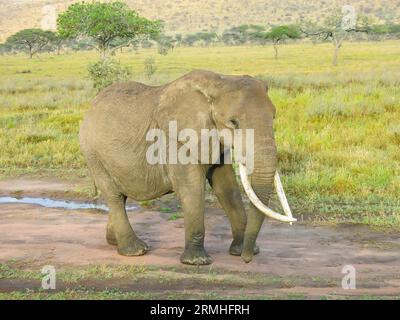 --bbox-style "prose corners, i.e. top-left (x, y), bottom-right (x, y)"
top-left (1, 178), bottom-right (400, 299)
